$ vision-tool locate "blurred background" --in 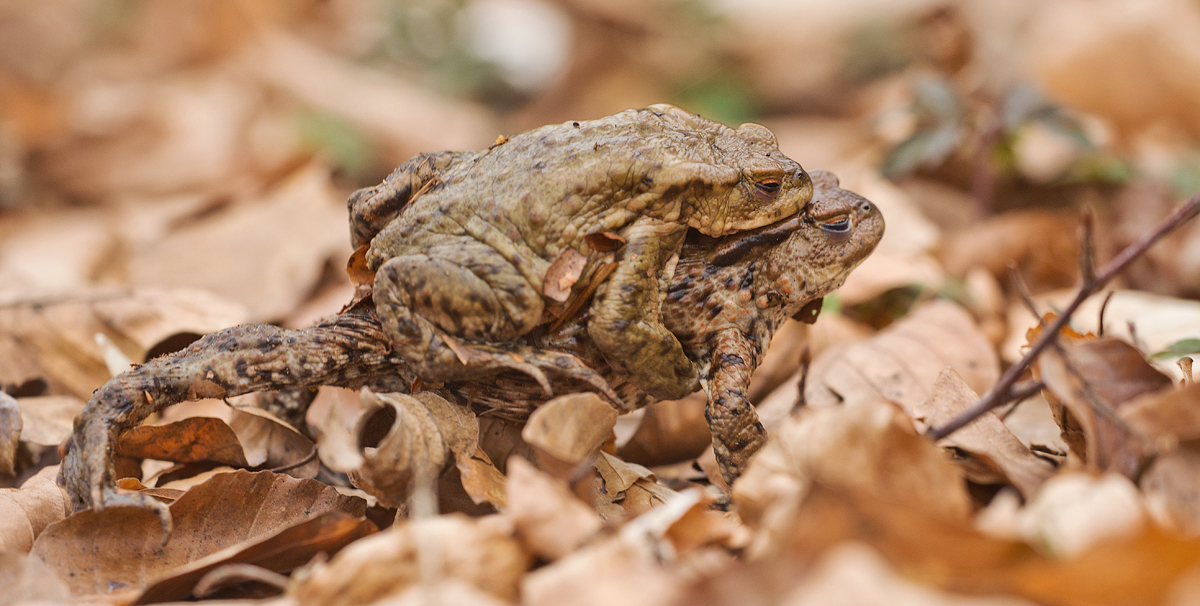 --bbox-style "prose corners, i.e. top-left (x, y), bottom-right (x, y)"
top-left (3, 0), bottom-right (1200, 374)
